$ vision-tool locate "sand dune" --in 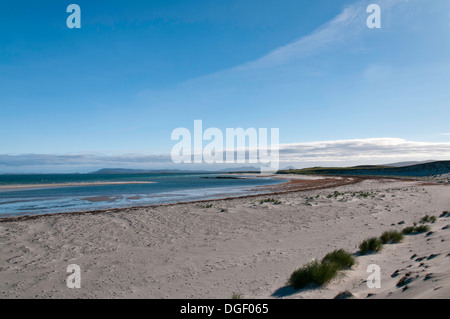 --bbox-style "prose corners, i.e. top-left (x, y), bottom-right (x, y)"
top-left (274, 214), bottom-right (450, 299)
